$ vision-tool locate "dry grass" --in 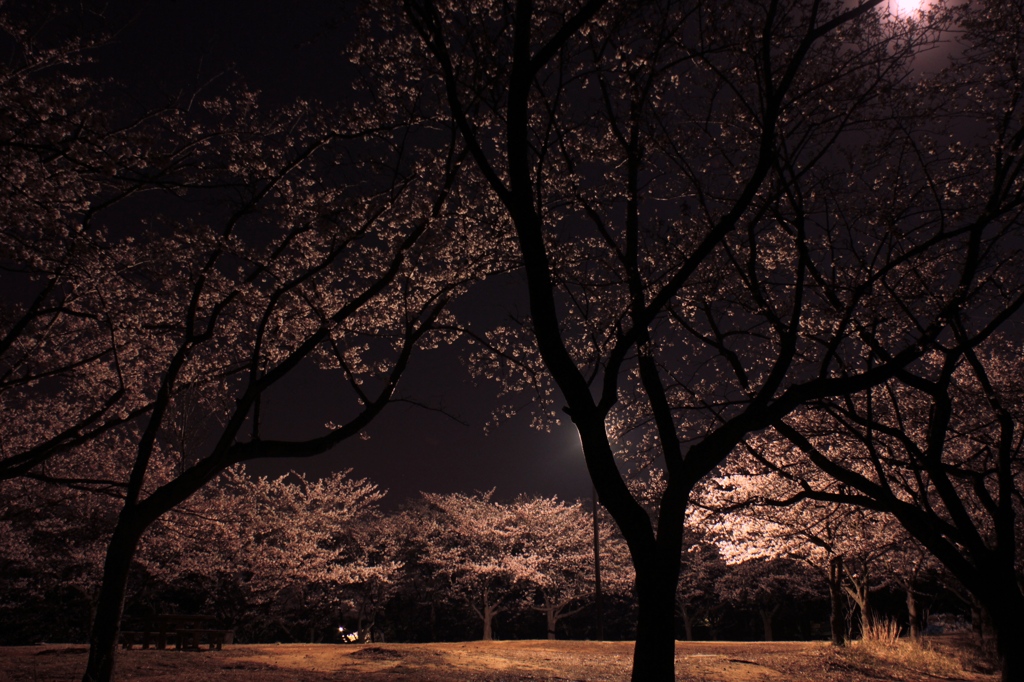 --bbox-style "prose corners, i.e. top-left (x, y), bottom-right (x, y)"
top-left (844, 627), bottom-right (993, 681)
top-left (862, 618), bottom-right (903, 645)
top-left (0, 637), bottom-right (997, 682)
